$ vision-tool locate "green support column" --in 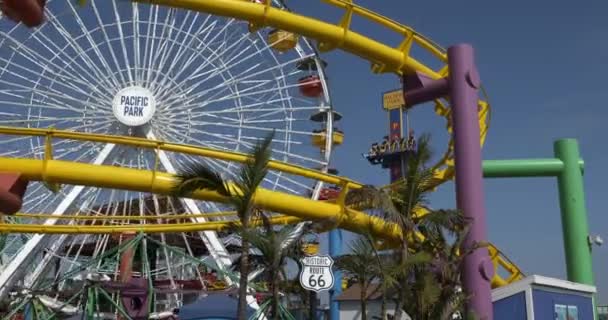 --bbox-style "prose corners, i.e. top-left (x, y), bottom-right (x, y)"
top-left (554, 139), bottom-right (594, 285)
